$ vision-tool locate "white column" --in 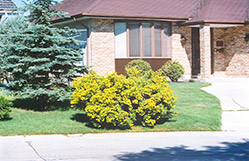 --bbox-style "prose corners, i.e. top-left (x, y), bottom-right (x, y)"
top-left (200, 24), bottom-right (211, 78)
